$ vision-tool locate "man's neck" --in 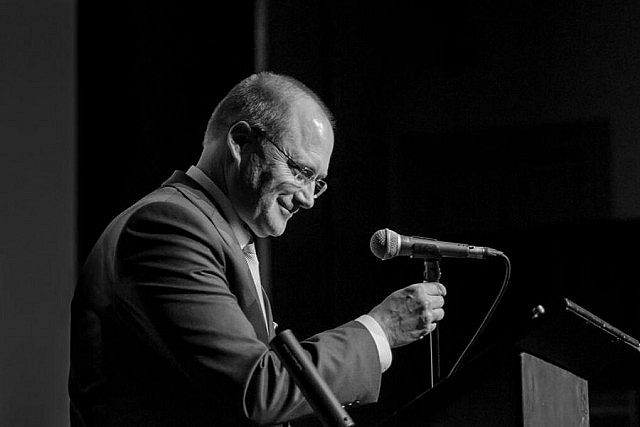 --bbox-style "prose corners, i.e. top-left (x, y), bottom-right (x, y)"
top-left (196, 157), bottom-right (228, 196)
